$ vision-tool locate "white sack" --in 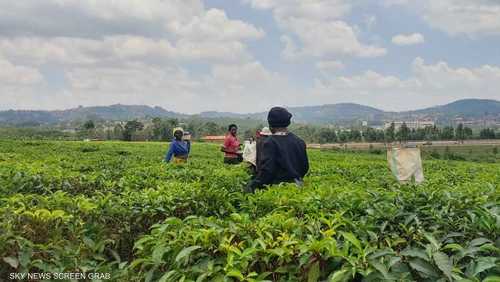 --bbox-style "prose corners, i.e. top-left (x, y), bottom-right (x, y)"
top-left (387, 147), bottom-right (424, 184)
top-left (243, 141), bottom-right (257, 166)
